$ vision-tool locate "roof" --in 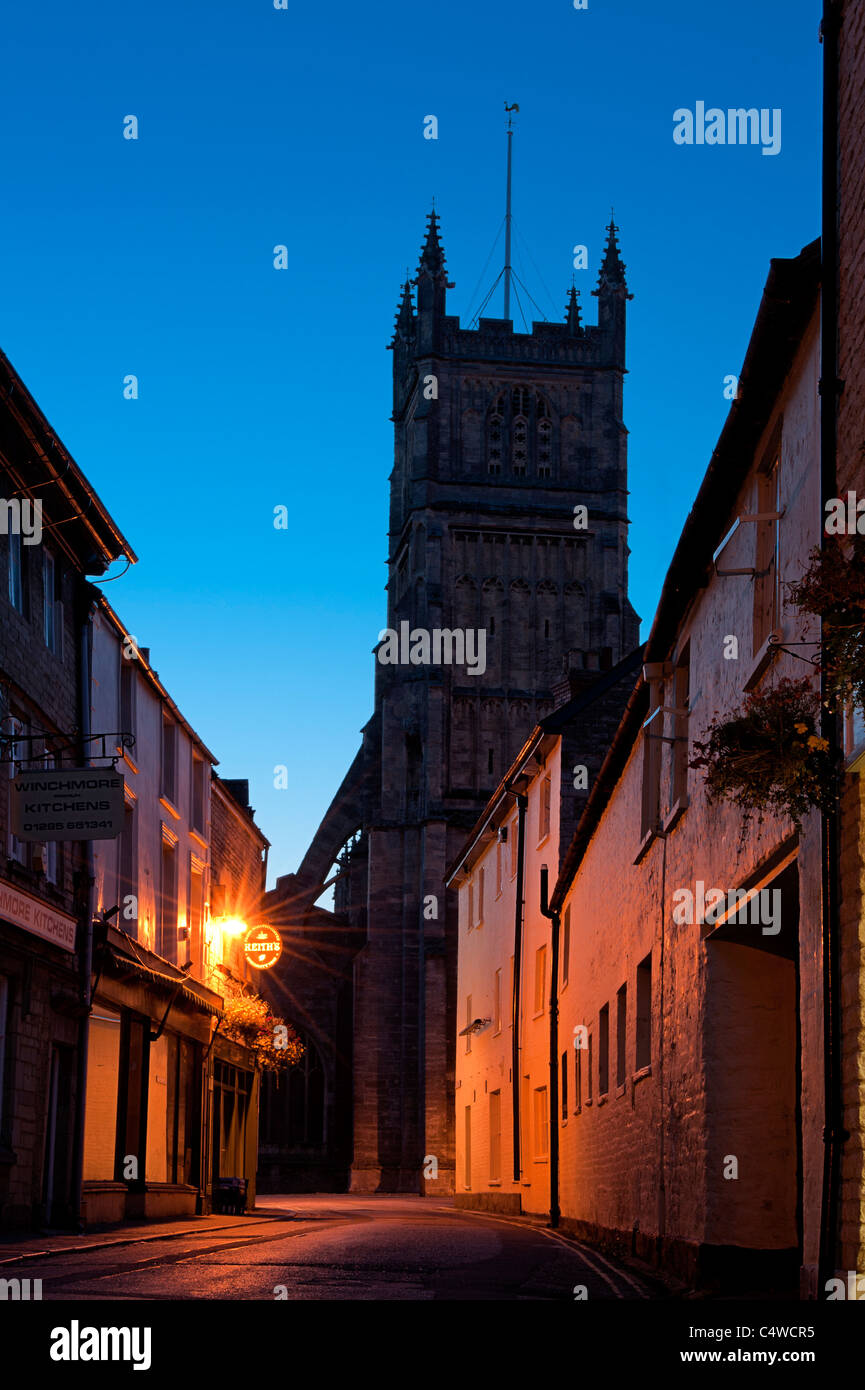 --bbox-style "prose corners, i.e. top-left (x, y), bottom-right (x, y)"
top-left (445, 646), bottom-right (645, 886)
top-left (549, 237), bottom-right (822, 912)
top-left (0, 349), bottom-right (137, 571)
